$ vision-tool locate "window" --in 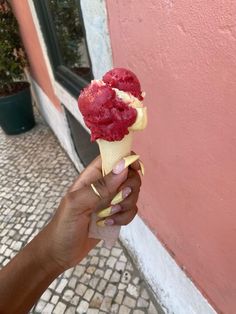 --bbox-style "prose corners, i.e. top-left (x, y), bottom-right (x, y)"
top-left (33, 0), bottom-right (99, 166)
top-left (33, 0), bottom-right (93, 96)
top-left (64, 107), bottom-right (99, 166)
